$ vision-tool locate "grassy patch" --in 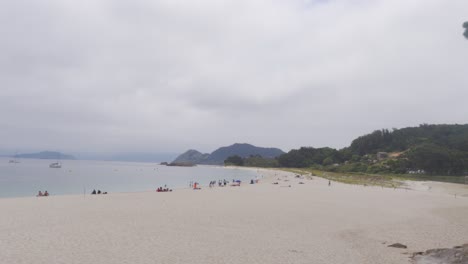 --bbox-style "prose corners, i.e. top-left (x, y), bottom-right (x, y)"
top-left (279, 168), bottom-right (403, 188)
top-left (249, 166), bottom-right (466, 186)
